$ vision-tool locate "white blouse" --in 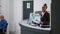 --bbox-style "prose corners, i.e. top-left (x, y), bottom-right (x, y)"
top-left (42, 12), bottom-right (45, 17)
